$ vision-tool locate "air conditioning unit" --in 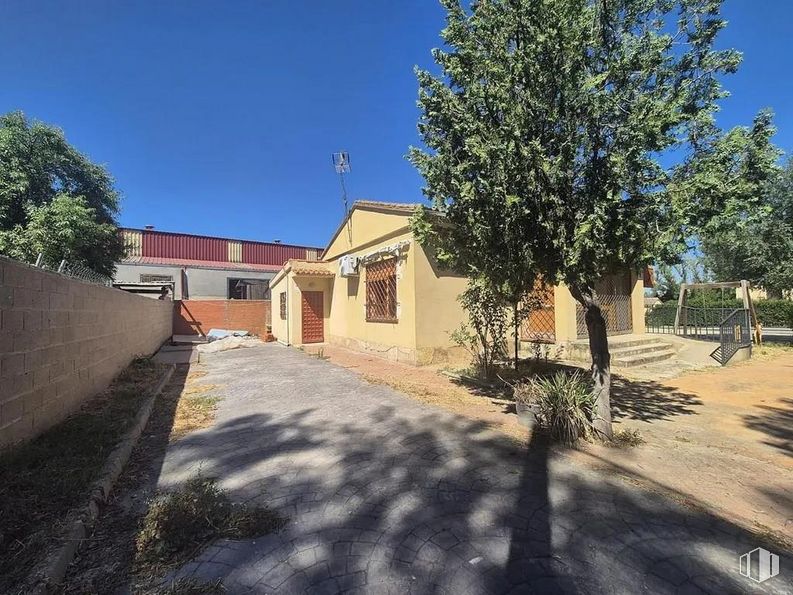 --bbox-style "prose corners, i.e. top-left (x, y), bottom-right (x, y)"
top-left (339, 255), bottom-right (359, 277)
